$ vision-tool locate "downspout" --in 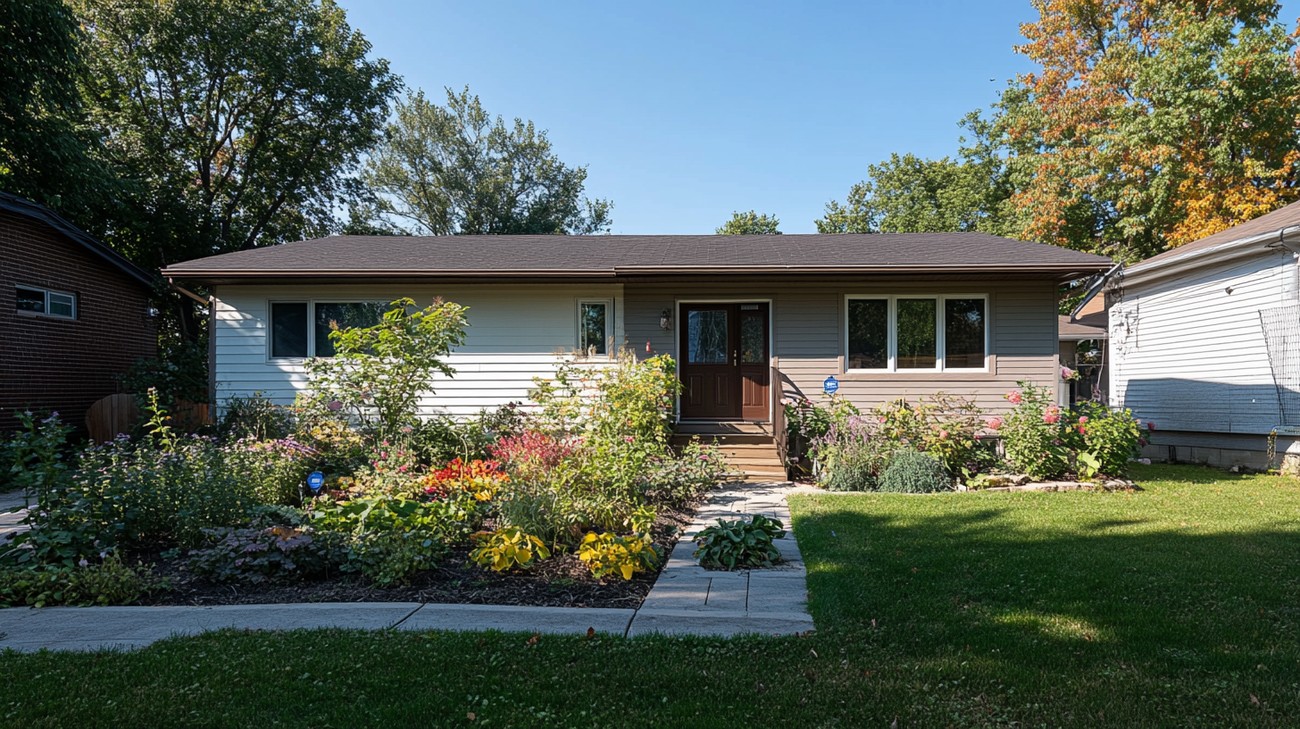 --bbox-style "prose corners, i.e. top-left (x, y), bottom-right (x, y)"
top-left (1070, 263), bottom-right (1123, 320)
